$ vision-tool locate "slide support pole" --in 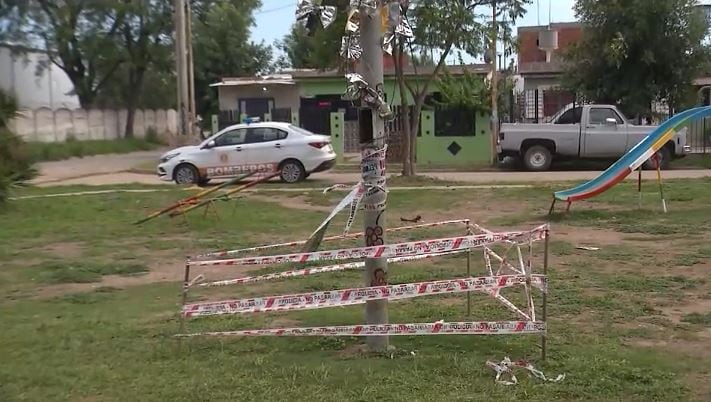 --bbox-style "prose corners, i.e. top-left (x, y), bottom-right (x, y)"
top-left (654, 154), bottom-right (667, 213)
top-left (637, 167), bottom-right (643, 209)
